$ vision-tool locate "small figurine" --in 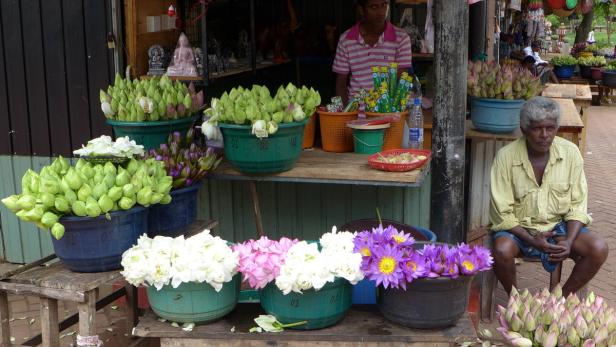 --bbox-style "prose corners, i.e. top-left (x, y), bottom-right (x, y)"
top-left (166, 33), bottom-right (198, 77)
top-left (194, 47), bottom-right (205, 76)
top-left (237, 30), bottom-right (250, 59)
top-left (147, 45), bottom-right (166, 76)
